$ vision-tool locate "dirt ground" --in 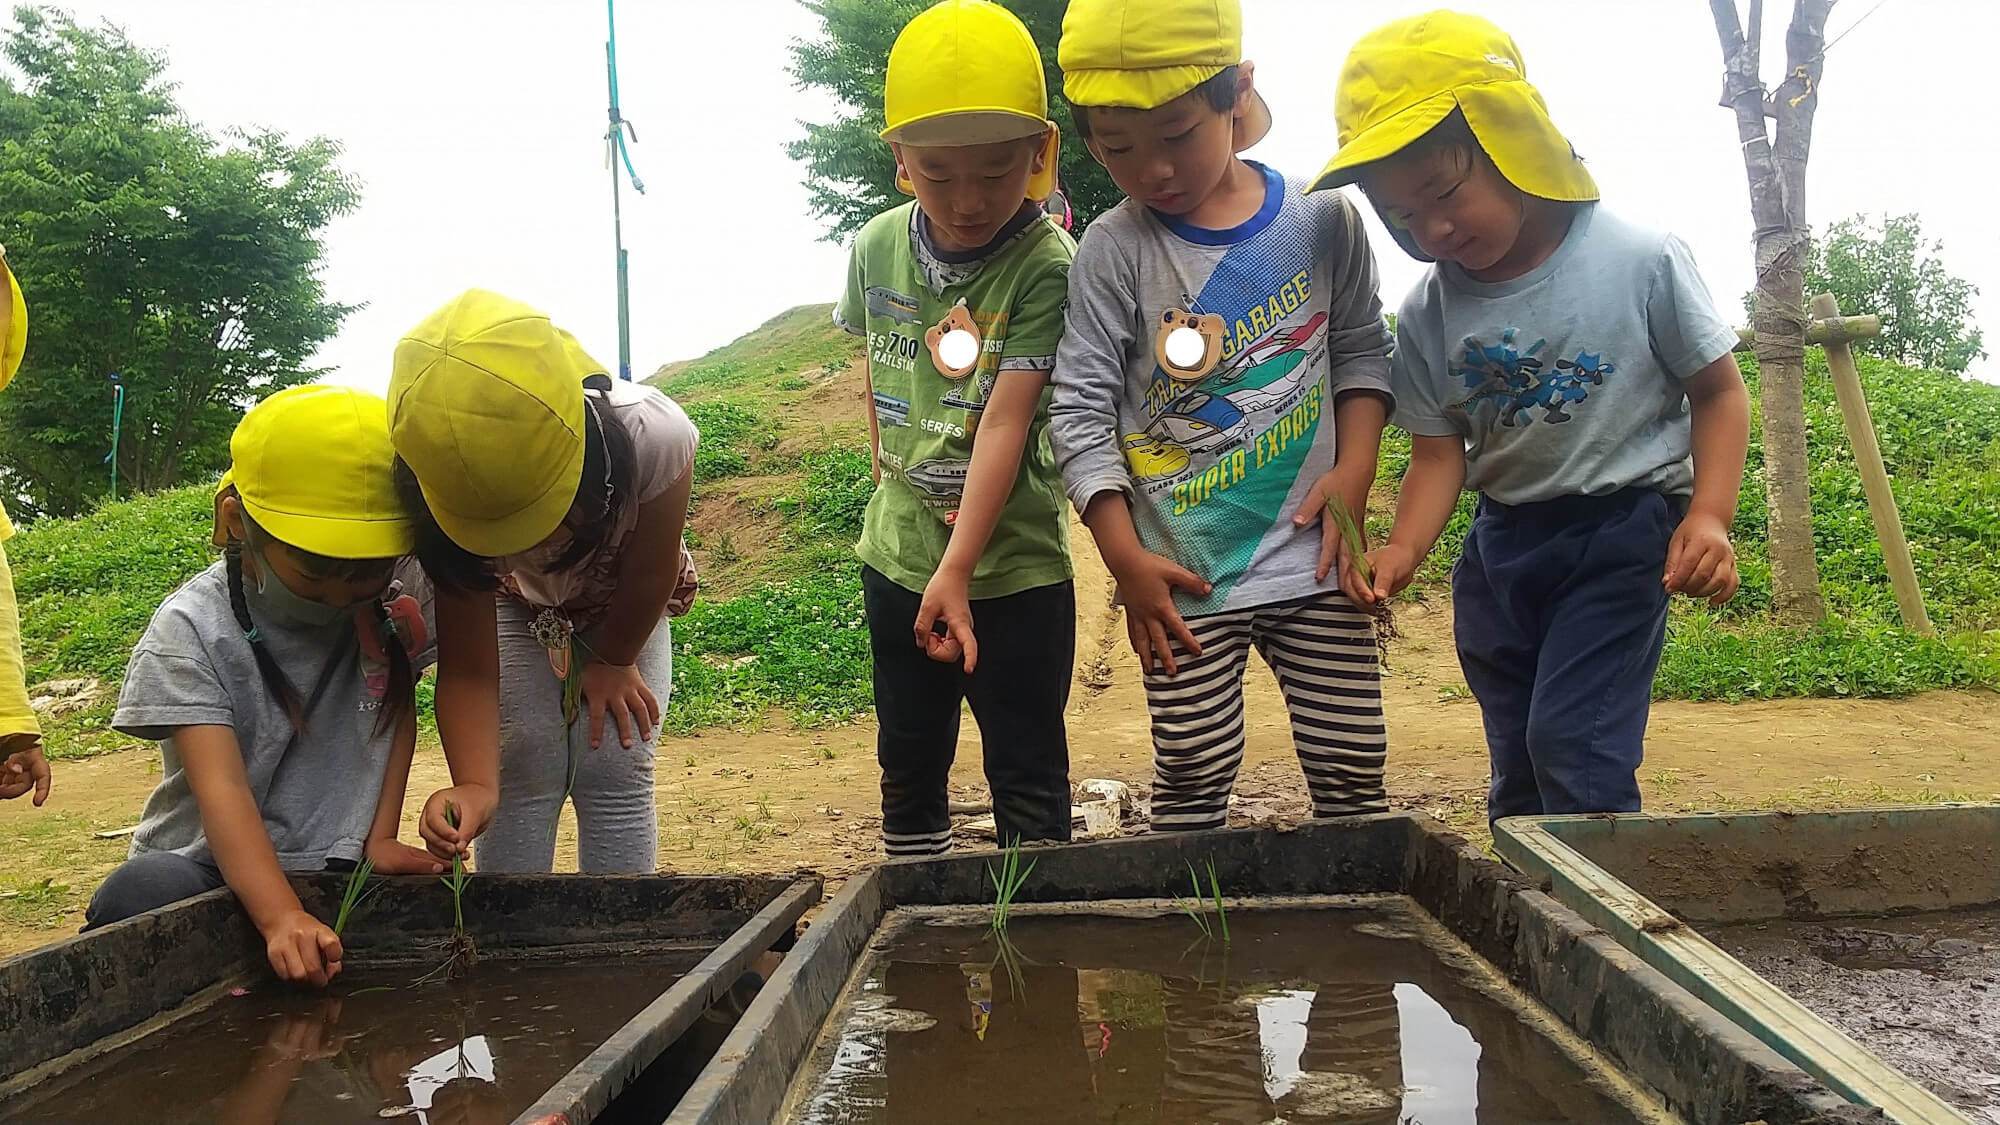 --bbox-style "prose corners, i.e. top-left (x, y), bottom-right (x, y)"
top-left (5, 522), bottom-right (1997, 959)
